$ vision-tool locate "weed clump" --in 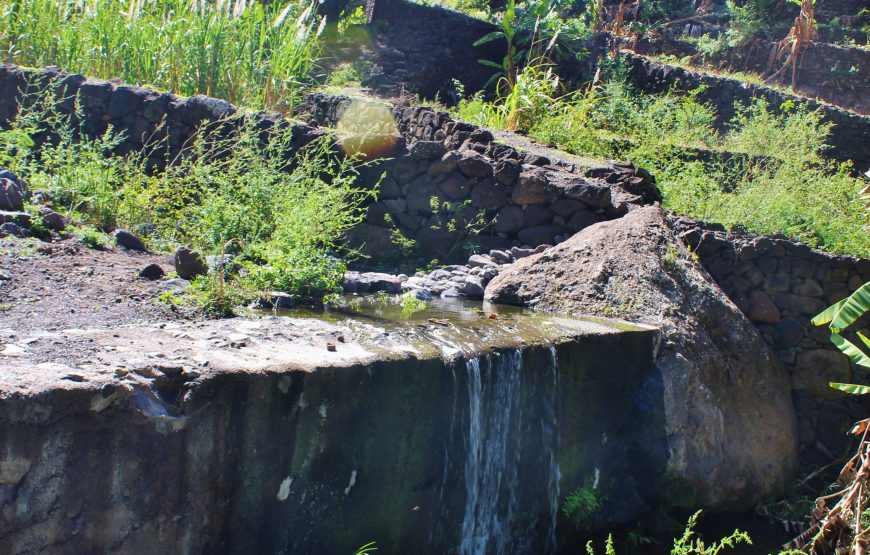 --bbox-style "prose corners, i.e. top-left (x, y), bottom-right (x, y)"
top-left (3, 85), bottom-right (373, 314)
top-left (454, 65), bottom-right (870, 258)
